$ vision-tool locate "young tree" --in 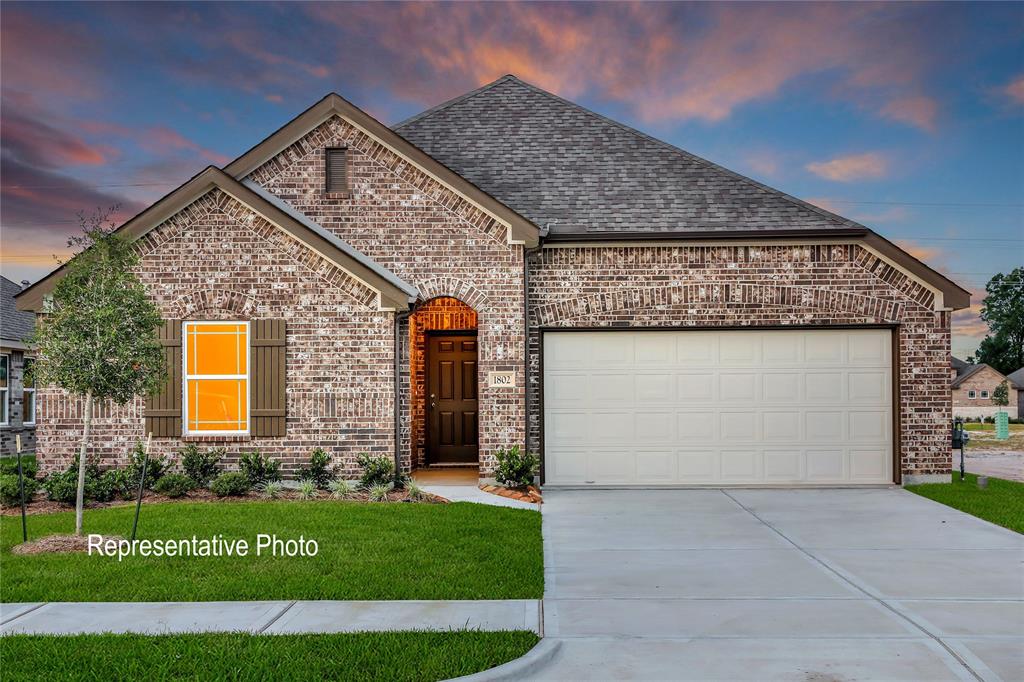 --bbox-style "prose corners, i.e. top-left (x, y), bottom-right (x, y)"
top-left (29, 210), bottom-right (166, 535)
top-left (992, 380), bottom-right (1009, 409)
top-left (976, 267), bottom-right (1024, 375)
